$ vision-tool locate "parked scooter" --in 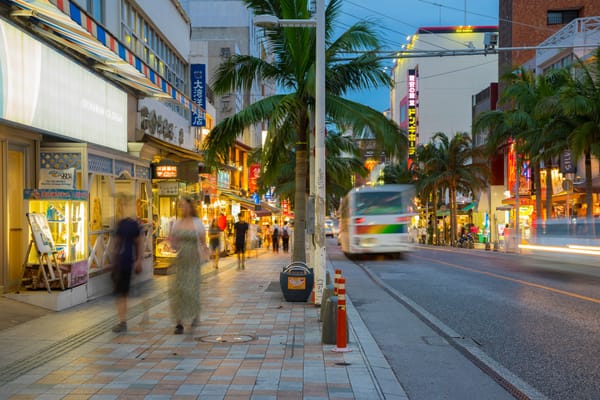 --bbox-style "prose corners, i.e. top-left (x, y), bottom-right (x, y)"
top-left (457, 232), bottom-right (475, 248)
